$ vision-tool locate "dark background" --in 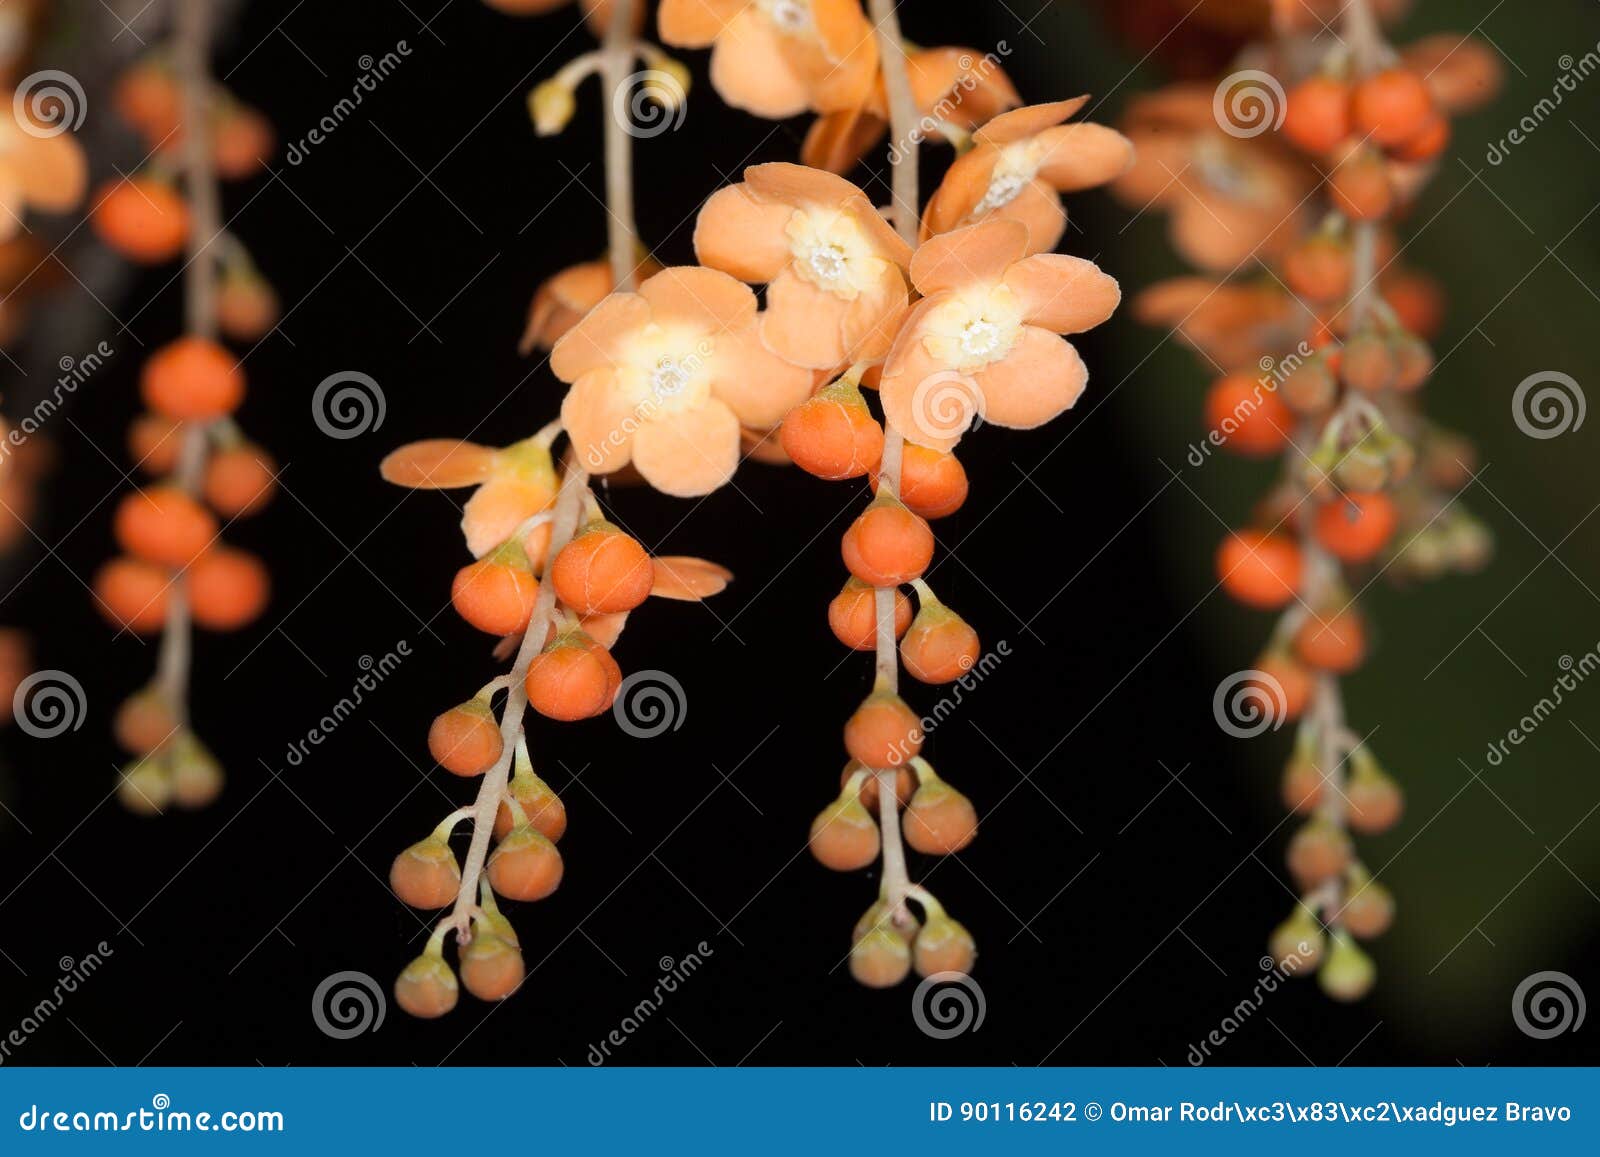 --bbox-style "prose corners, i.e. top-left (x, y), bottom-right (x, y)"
top-left (1, 0), bottom-right (1596, 1067)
